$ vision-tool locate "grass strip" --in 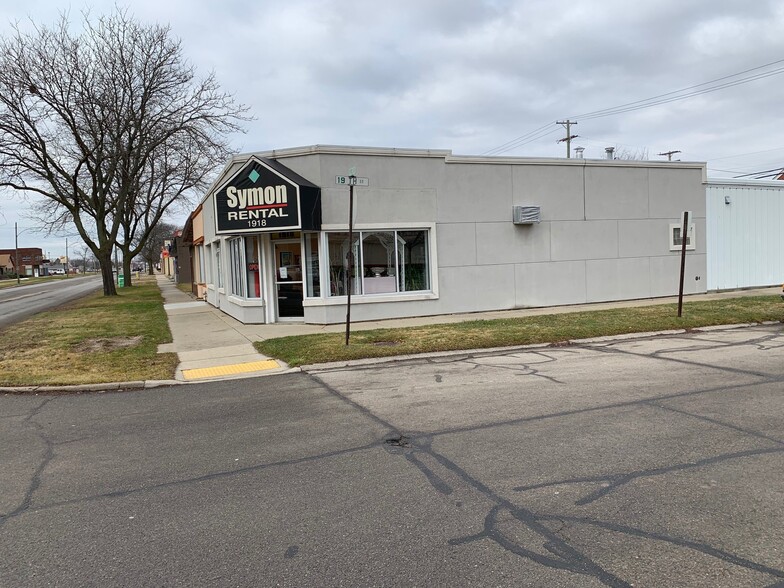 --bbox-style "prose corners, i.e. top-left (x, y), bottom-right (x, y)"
top-left (255, 296), bottom-right (784, 367)
top-left (0, 275), bottom-right (69, 289)
top-left (0, 276), bottom-right (177, 386)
